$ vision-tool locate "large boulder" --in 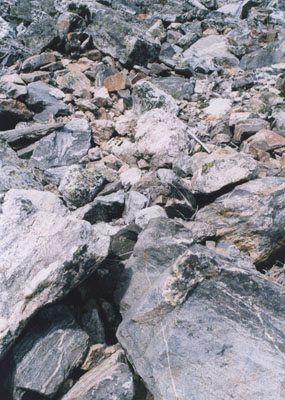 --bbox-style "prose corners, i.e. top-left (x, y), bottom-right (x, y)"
top-left (87, 9), bottom-right (161, 68)
top-left (12, 305), bottom-right (90, 400)
top-left (117, 244), bottom-right (285, 400)
top-left (30, 118), bottom-right (91, 169)
top-left (240, 39), bottom-right (285, 70)
top-left (195, 177), bottom-right (285, 264)
top-left (0, 188), bottom-right (110, 360)
top-left (134, 109), bottom-right (191, 167)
